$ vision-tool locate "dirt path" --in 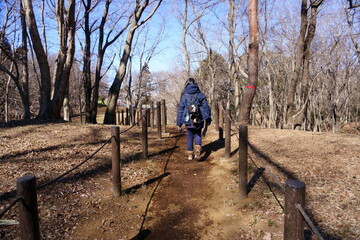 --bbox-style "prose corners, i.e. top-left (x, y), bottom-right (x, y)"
top-left (132, 129), bottom-right (283, 240)
top-left (137, 132), bottom-right (214, 239)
